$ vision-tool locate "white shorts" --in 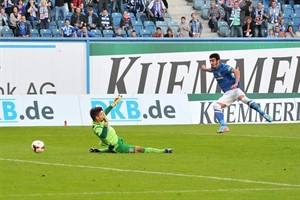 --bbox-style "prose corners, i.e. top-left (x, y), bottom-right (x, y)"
top-left (217, 88), bottom-right (246, 107)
